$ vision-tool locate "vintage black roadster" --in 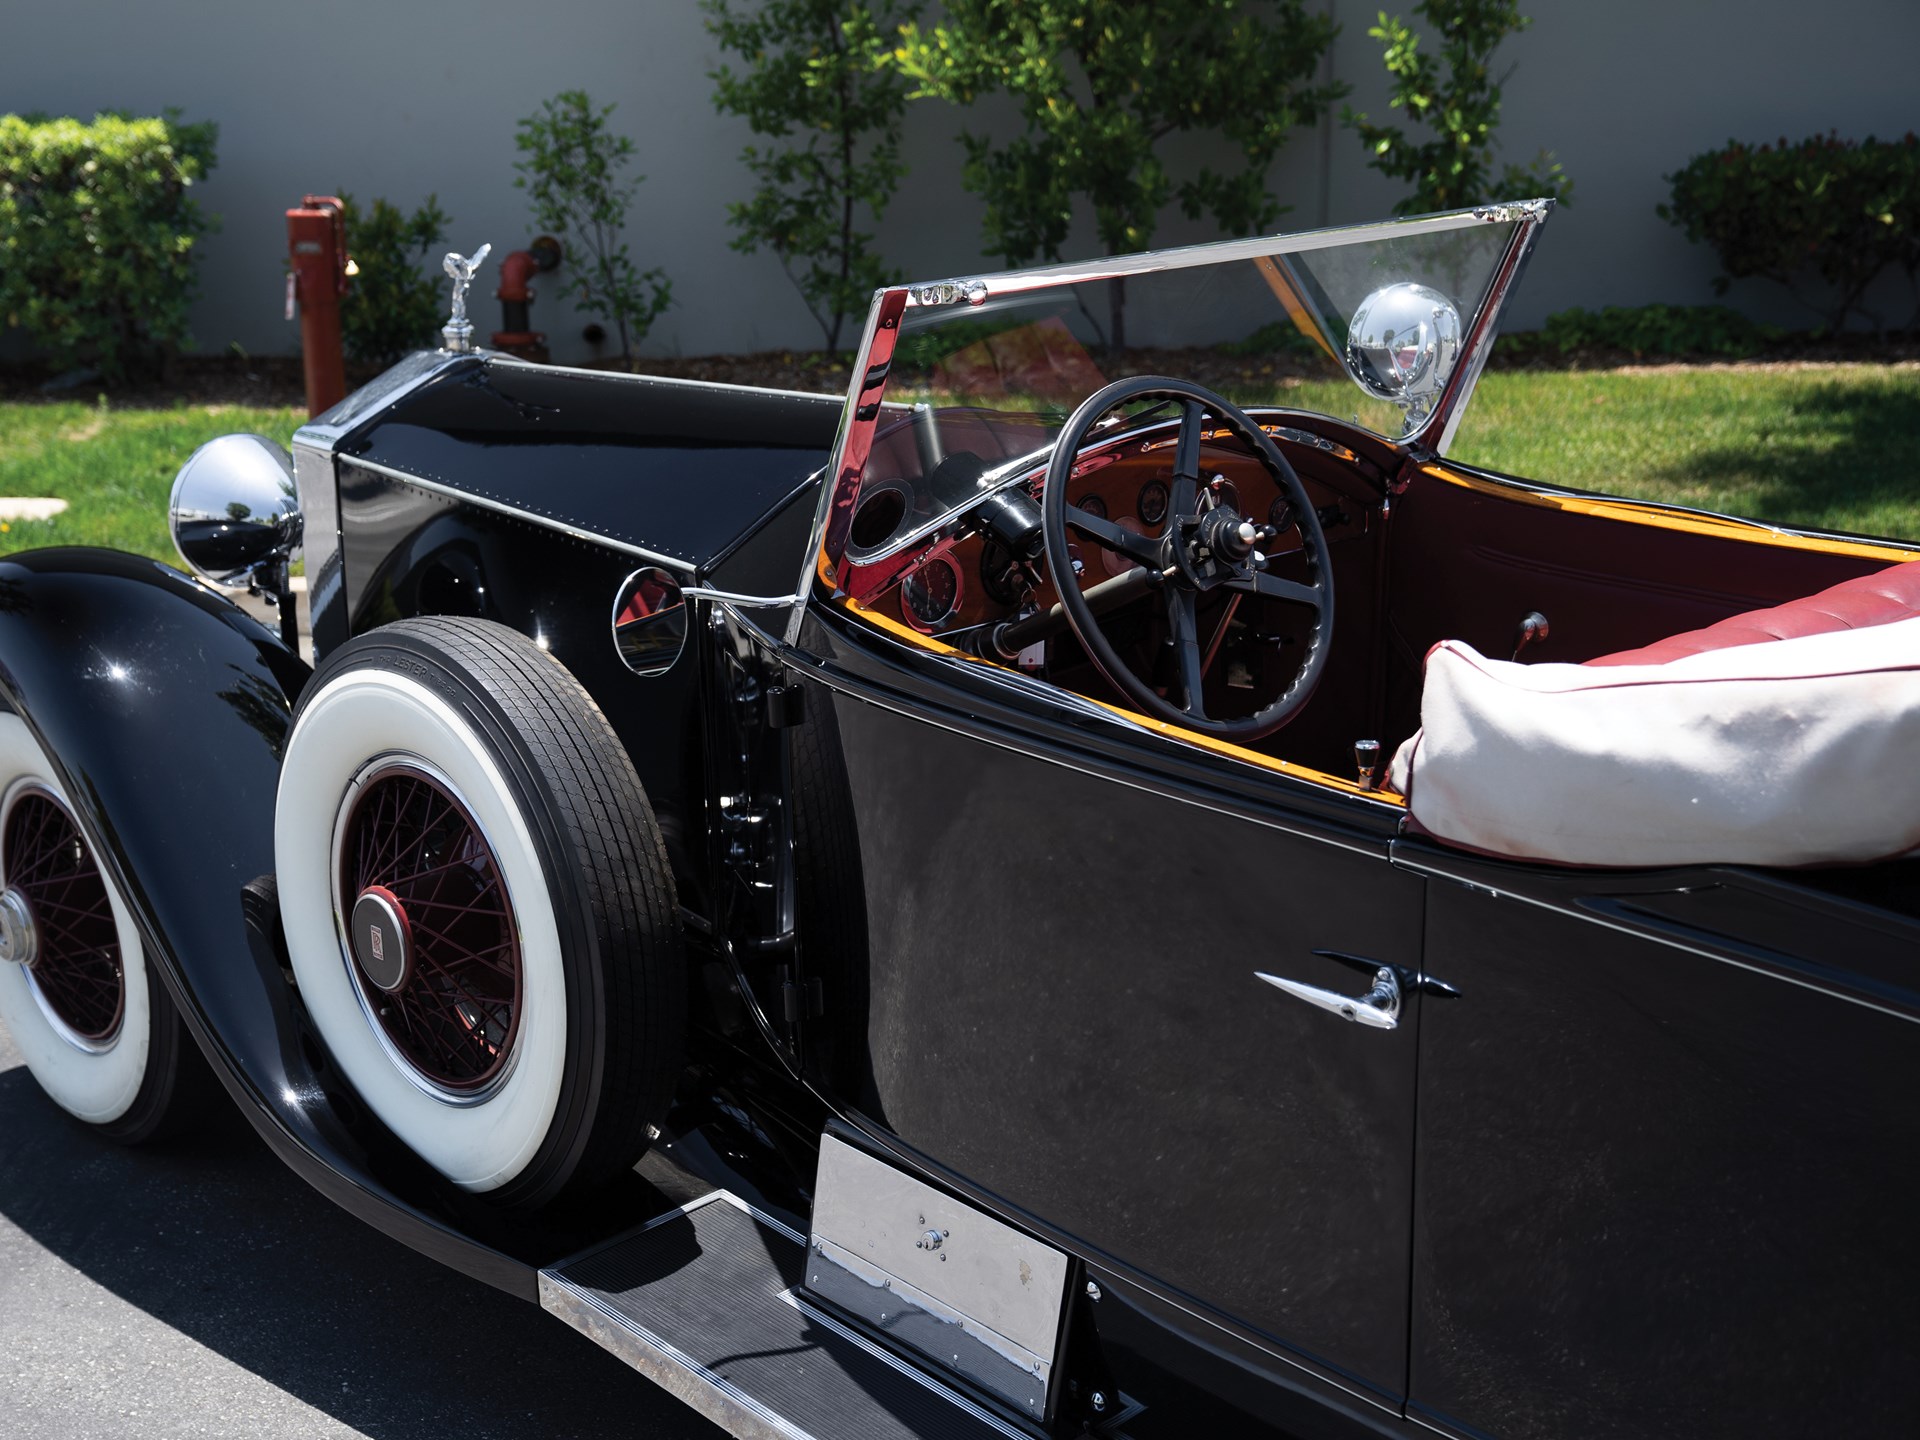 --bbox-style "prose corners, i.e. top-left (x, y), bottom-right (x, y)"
top-left (0, 203), bottom-right (1913, 1439)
